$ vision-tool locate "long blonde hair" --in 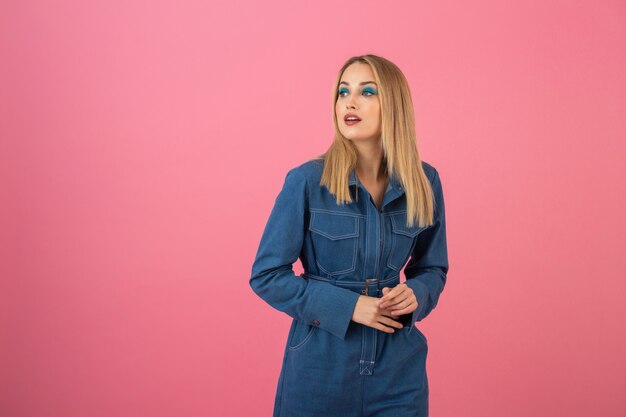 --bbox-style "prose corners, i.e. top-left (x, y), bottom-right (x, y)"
top-left (317, 54), bottom-right (435, 228)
